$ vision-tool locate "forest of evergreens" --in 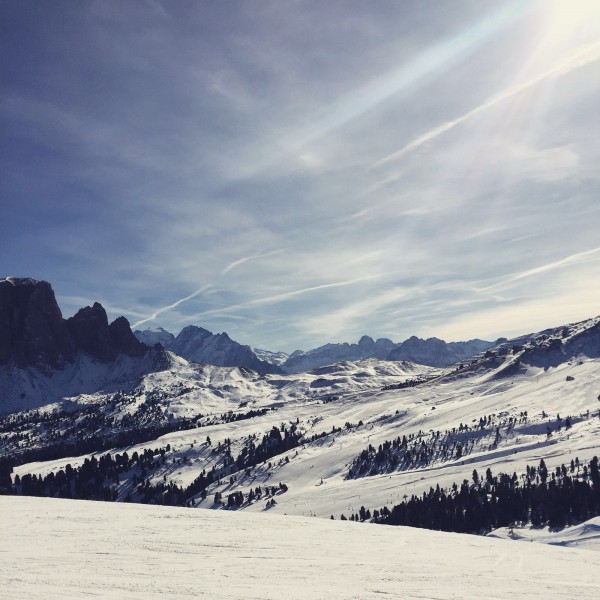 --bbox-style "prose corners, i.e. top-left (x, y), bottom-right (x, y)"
top-left (340, 457), bottom-right (600, 534)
